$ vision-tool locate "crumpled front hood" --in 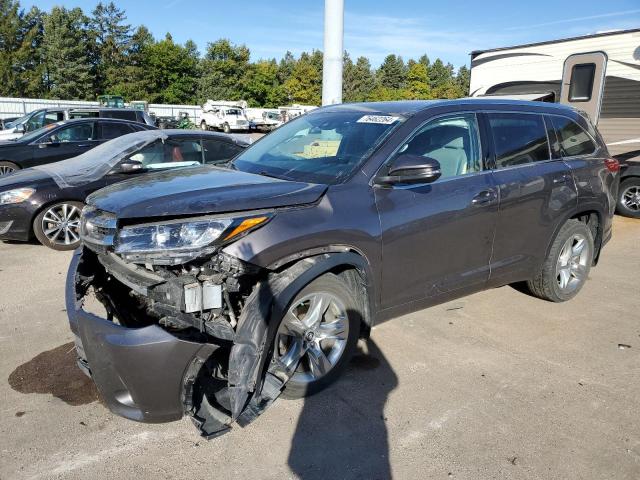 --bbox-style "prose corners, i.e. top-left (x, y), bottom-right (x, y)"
top-left (87, 165), bottom-right (327, 219)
